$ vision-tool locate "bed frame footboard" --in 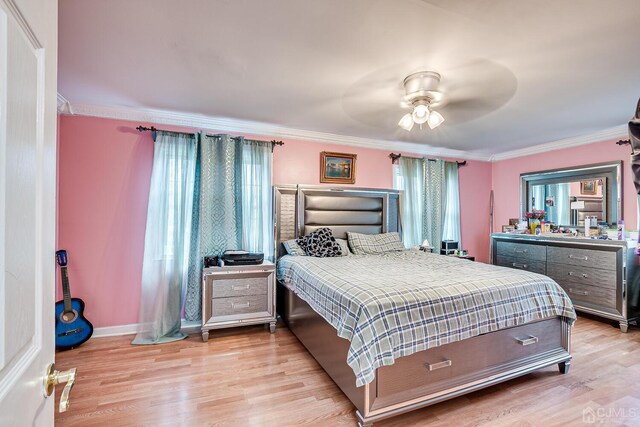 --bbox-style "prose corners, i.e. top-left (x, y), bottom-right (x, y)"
top-left (277, 282), bottom-right (572, 426)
